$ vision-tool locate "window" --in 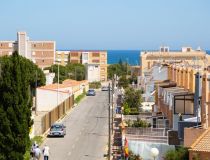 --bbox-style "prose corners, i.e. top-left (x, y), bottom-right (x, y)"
top-left (71, 52), bottom-right (79, 57)
top-left (92, 59), bottom-right (100, 63)
top-left (92, 52), bottom-right (100, 57)
top-left (34, 44), bottom-right (36, 47)
top-left (174, 94), bottom-right (194, 115)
